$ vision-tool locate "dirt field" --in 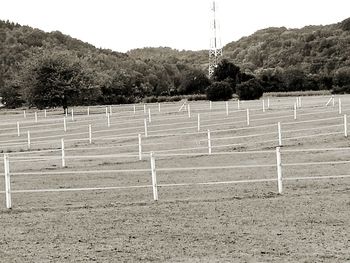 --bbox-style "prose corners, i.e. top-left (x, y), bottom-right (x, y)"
top-left (1, 96), bottom-right (350, 262)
